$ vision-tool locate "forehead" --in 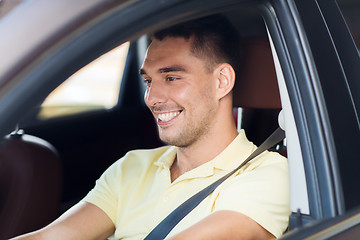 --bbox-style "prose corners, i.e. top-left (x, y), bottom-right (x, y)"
top-left (148, 37), bottom-right (192, 58)
top-left (149, 37), bottom-right (192, 50)
top-left (142, 37), bottom-right (205, 73)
